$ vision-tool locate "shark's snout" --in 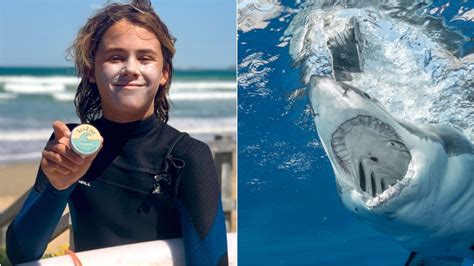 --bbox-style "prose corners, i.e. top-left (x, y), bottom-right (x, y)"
top-left (310, 77), bottom-right (349, 111)
top-left (310, 76), bottom-right (343, 95)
